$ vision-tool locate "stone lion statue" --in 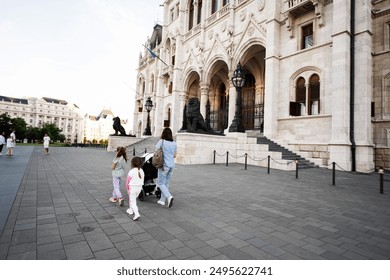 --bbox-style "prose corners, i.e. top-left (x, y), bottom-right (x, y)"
top-left (182, 97), bottom-right (209, 132)
top-left (112, 116), bottom-right (127, 136)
